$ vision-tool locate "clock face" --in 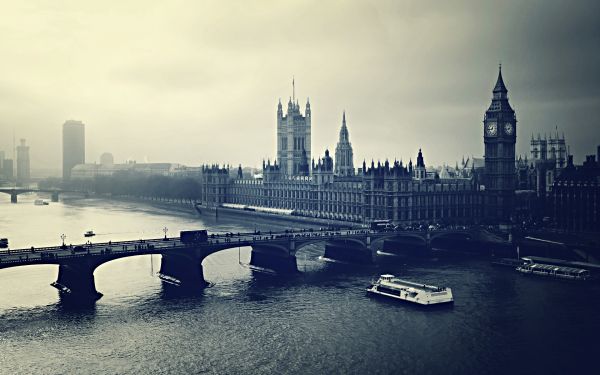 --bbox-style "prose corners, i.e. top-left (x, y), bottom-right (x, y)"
top-left (485, 122), bottom-right (497, 136)
top-left (504, 122), bottom-right (514, 135)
